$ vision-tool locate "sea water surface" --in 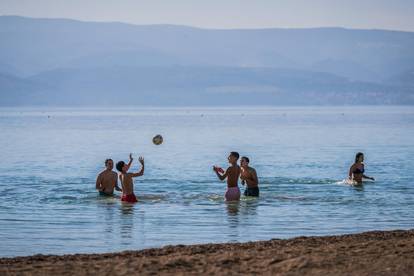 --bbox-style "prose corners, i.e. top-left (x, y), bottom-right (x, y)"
top-left (0, 106), bottom-right (413, 257)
